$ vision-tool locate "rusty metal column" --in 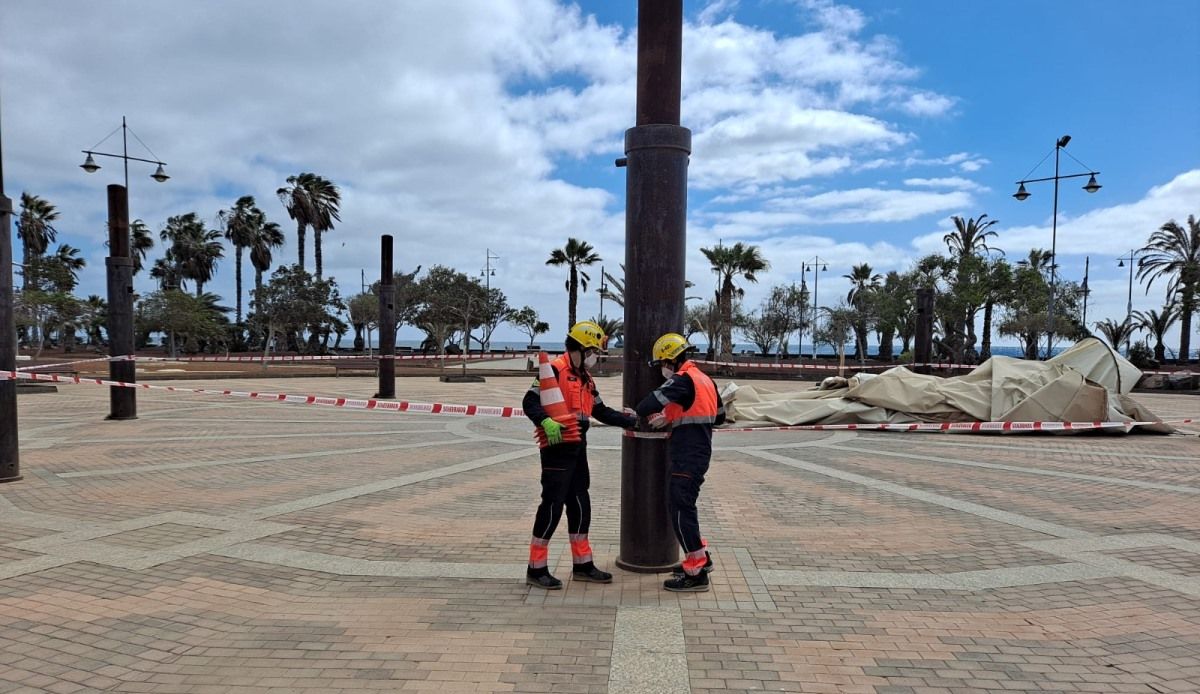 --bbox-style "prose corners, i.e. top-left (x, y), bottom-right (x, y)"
top-left (105, 185), bottom-right (136, 420)
top-left (914, 288), bottom-right (934, 375)
top-left (617, 0), bottom-right (688, 573)
top-left (375, 235), bottom-right (396, 399)
top-left (0, 191), bottom-right (19, 483)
